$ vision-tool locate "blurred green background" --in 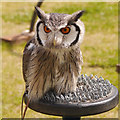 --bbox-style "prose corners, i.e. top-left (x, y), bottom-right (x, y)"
top-left (2, 2), bottom-right (118, 118)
